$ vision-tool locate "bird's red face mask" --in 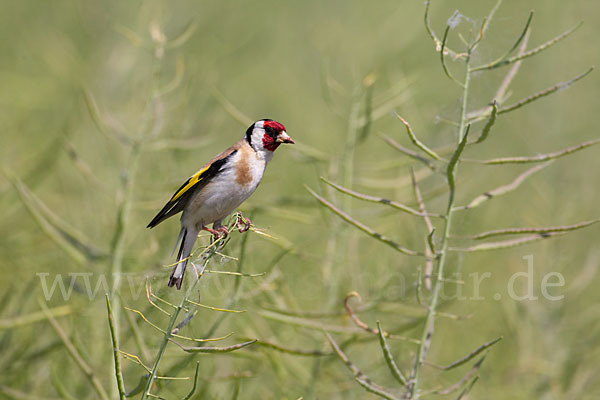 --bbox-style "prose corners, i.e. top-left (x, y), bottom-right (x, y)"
top-left (262, 120), bottom-right (294, 151)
